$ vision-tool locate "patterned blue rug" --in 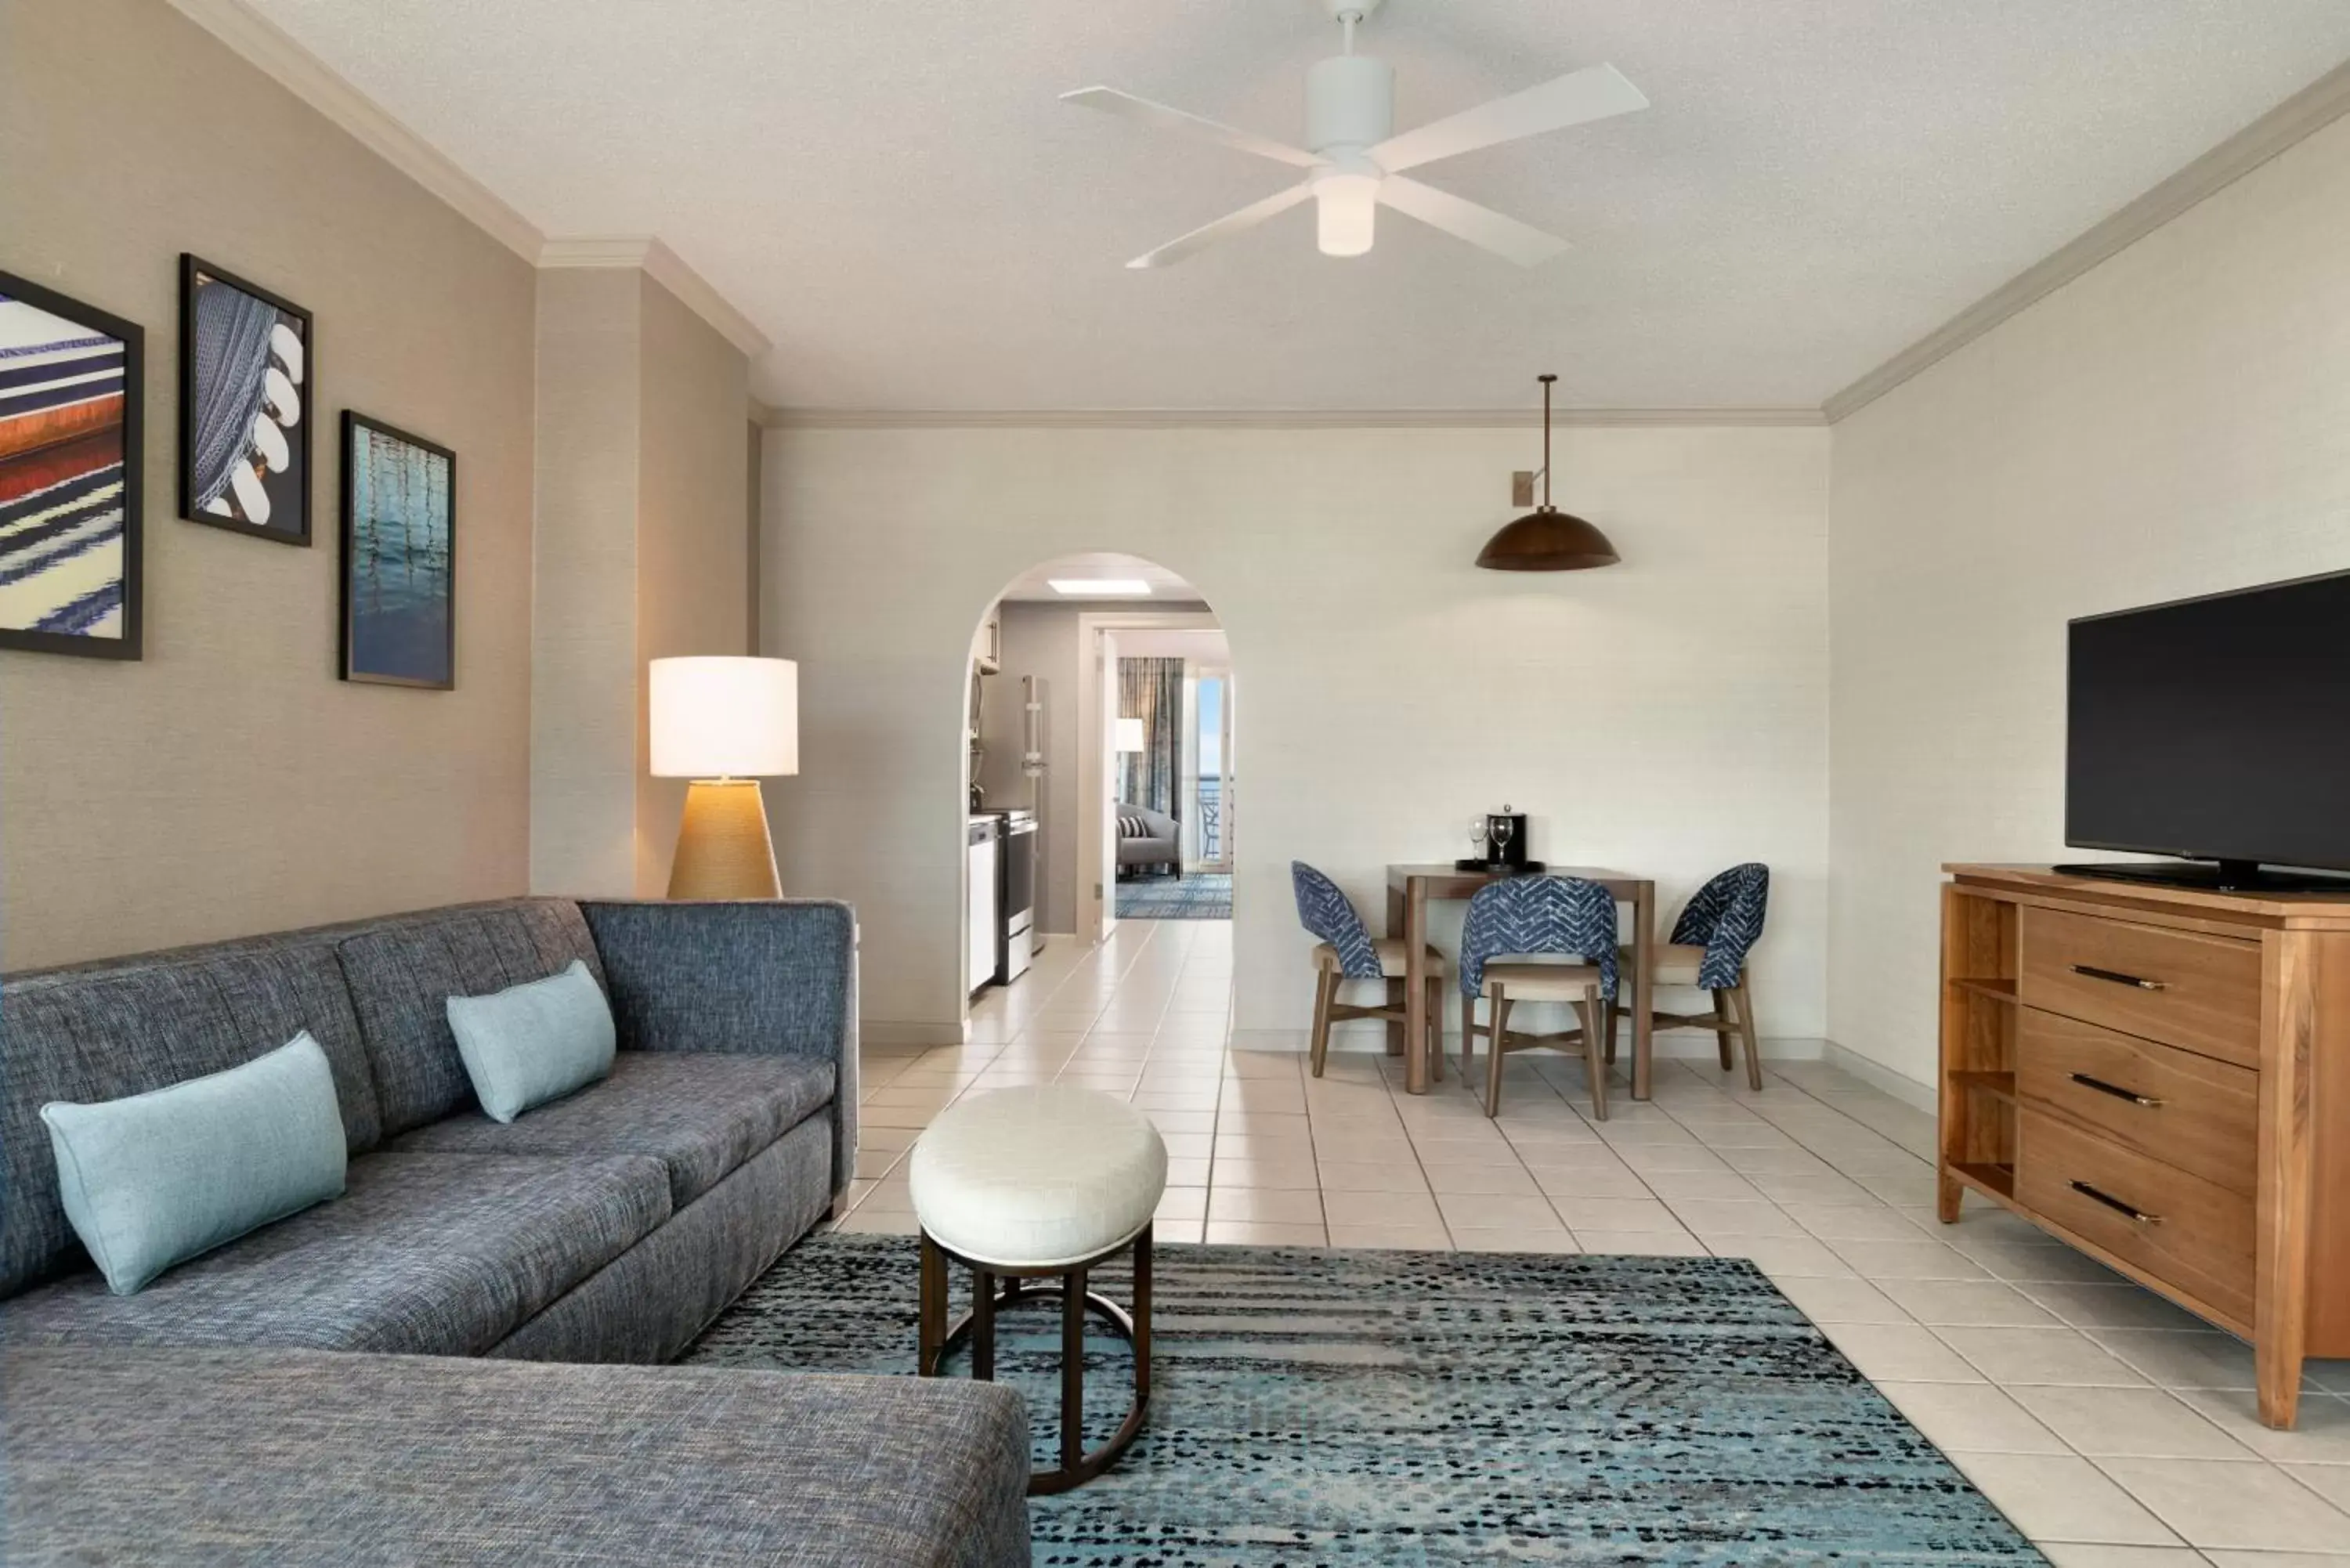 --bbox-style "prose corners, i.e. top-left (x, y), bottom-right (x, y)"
top-left (685, 1237), bottom-right (2044, 1565)
top-left (1115, 873), bottom-right (1231, 920)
